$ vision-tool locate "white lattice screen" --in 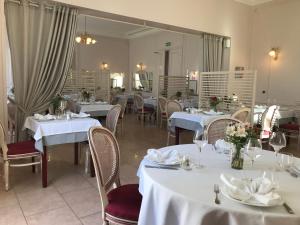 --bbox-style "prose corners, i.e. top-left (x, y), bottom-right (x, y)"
top-left (198, 71), bottom-right (257, 114)
top-left (62, 70), bottom-right (110, 102)
top-left (158, 75), bottom-right (188, 98)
